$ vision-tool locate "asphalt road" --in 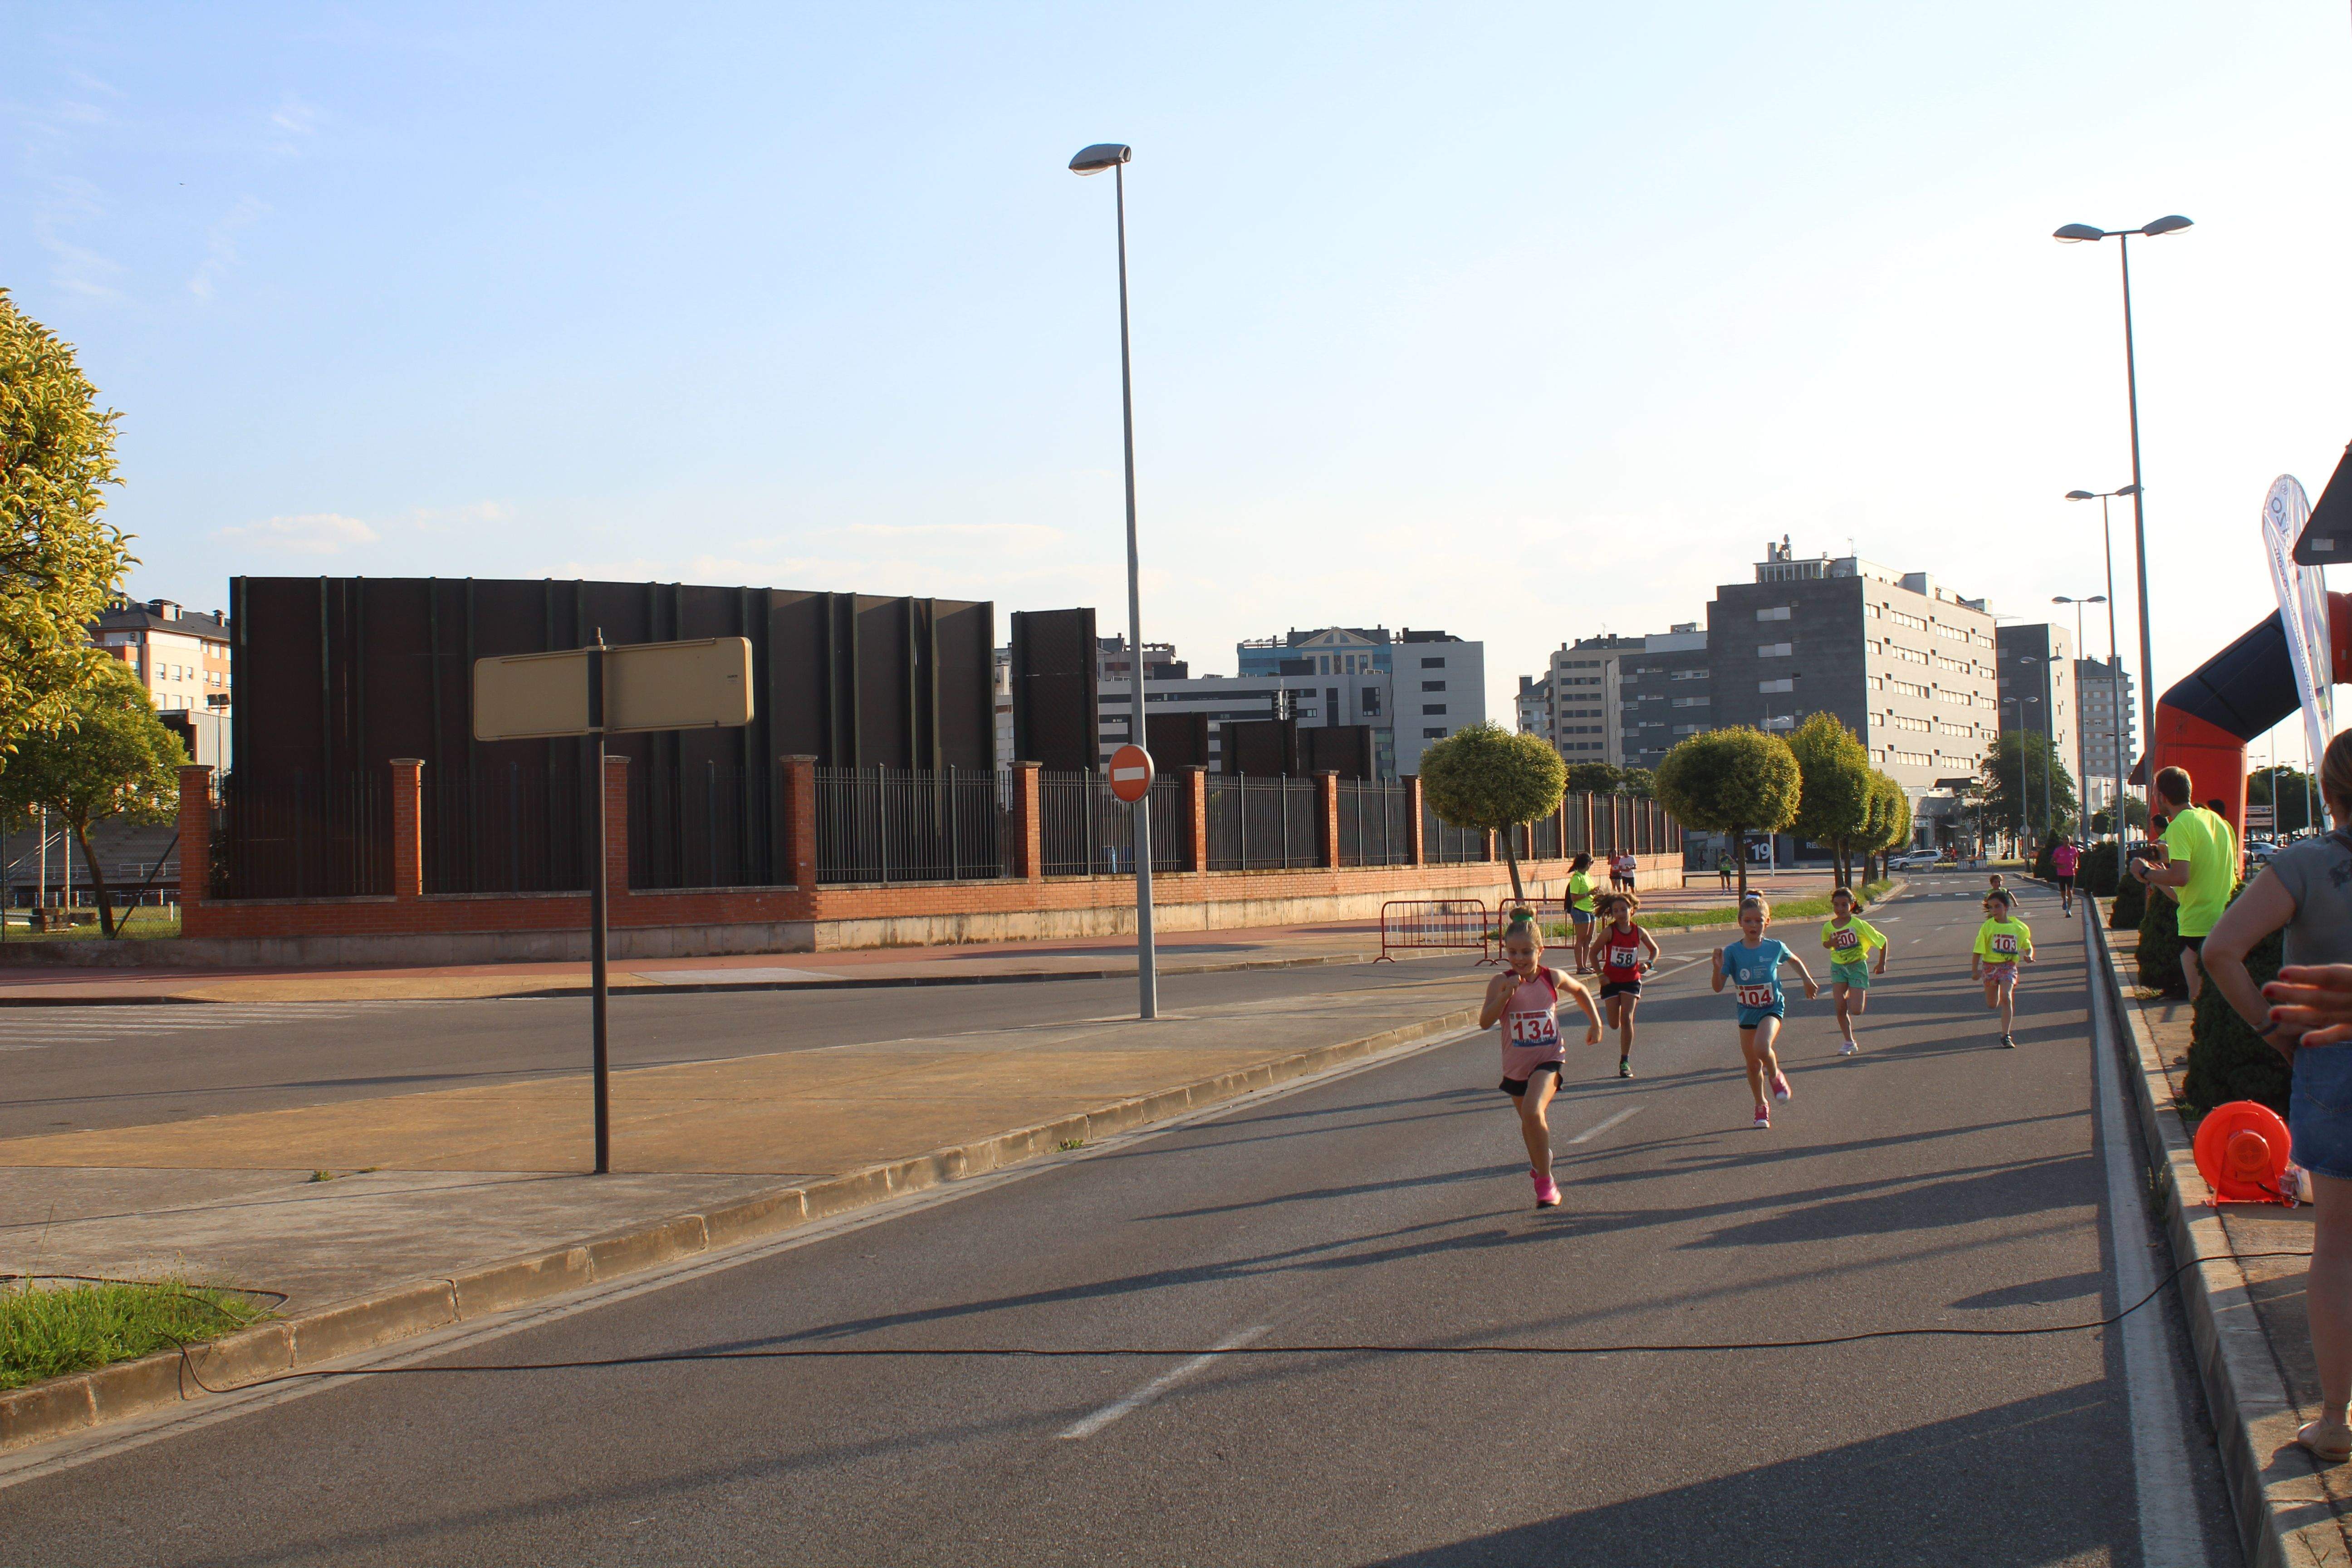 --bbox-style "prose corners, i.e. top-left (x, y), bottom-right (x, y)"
top-left (0, 882), bottom-right (2243, 1565)
top-left (0, 959), bottom-right (1498, 1140)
